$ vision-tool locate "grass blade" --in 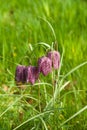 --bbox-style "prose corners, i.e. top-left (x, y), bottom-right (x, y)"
top-left (39, 17), bottom-right (56, 41)
top-left (44, 81), bottom-right (70, 111)
top-left (60, 105), bottom-right (87, 127)
top-left (13, 110), bottom-right (53, 130)
top-left (63, 61), bottom-right (87, 80)
top-left (0, 96), bottom-right (23, 118)
top-left (37, 42), bottom-right (51, 49)
top-left (59, 81), bottom-right (70, 92)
